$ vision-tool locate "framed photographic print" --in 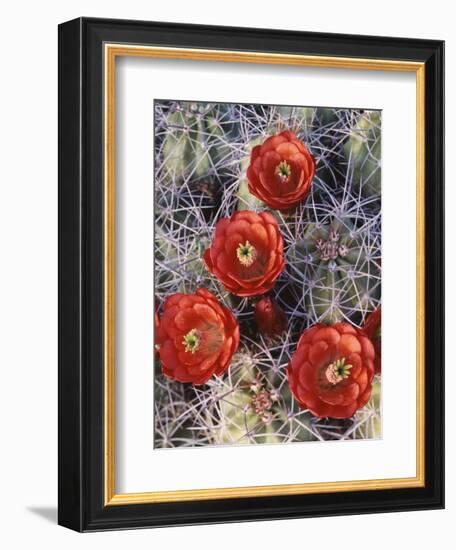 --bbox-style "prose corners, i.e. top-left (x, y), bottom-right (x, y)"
top-left (58, 17), bottom-right (444, 531)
